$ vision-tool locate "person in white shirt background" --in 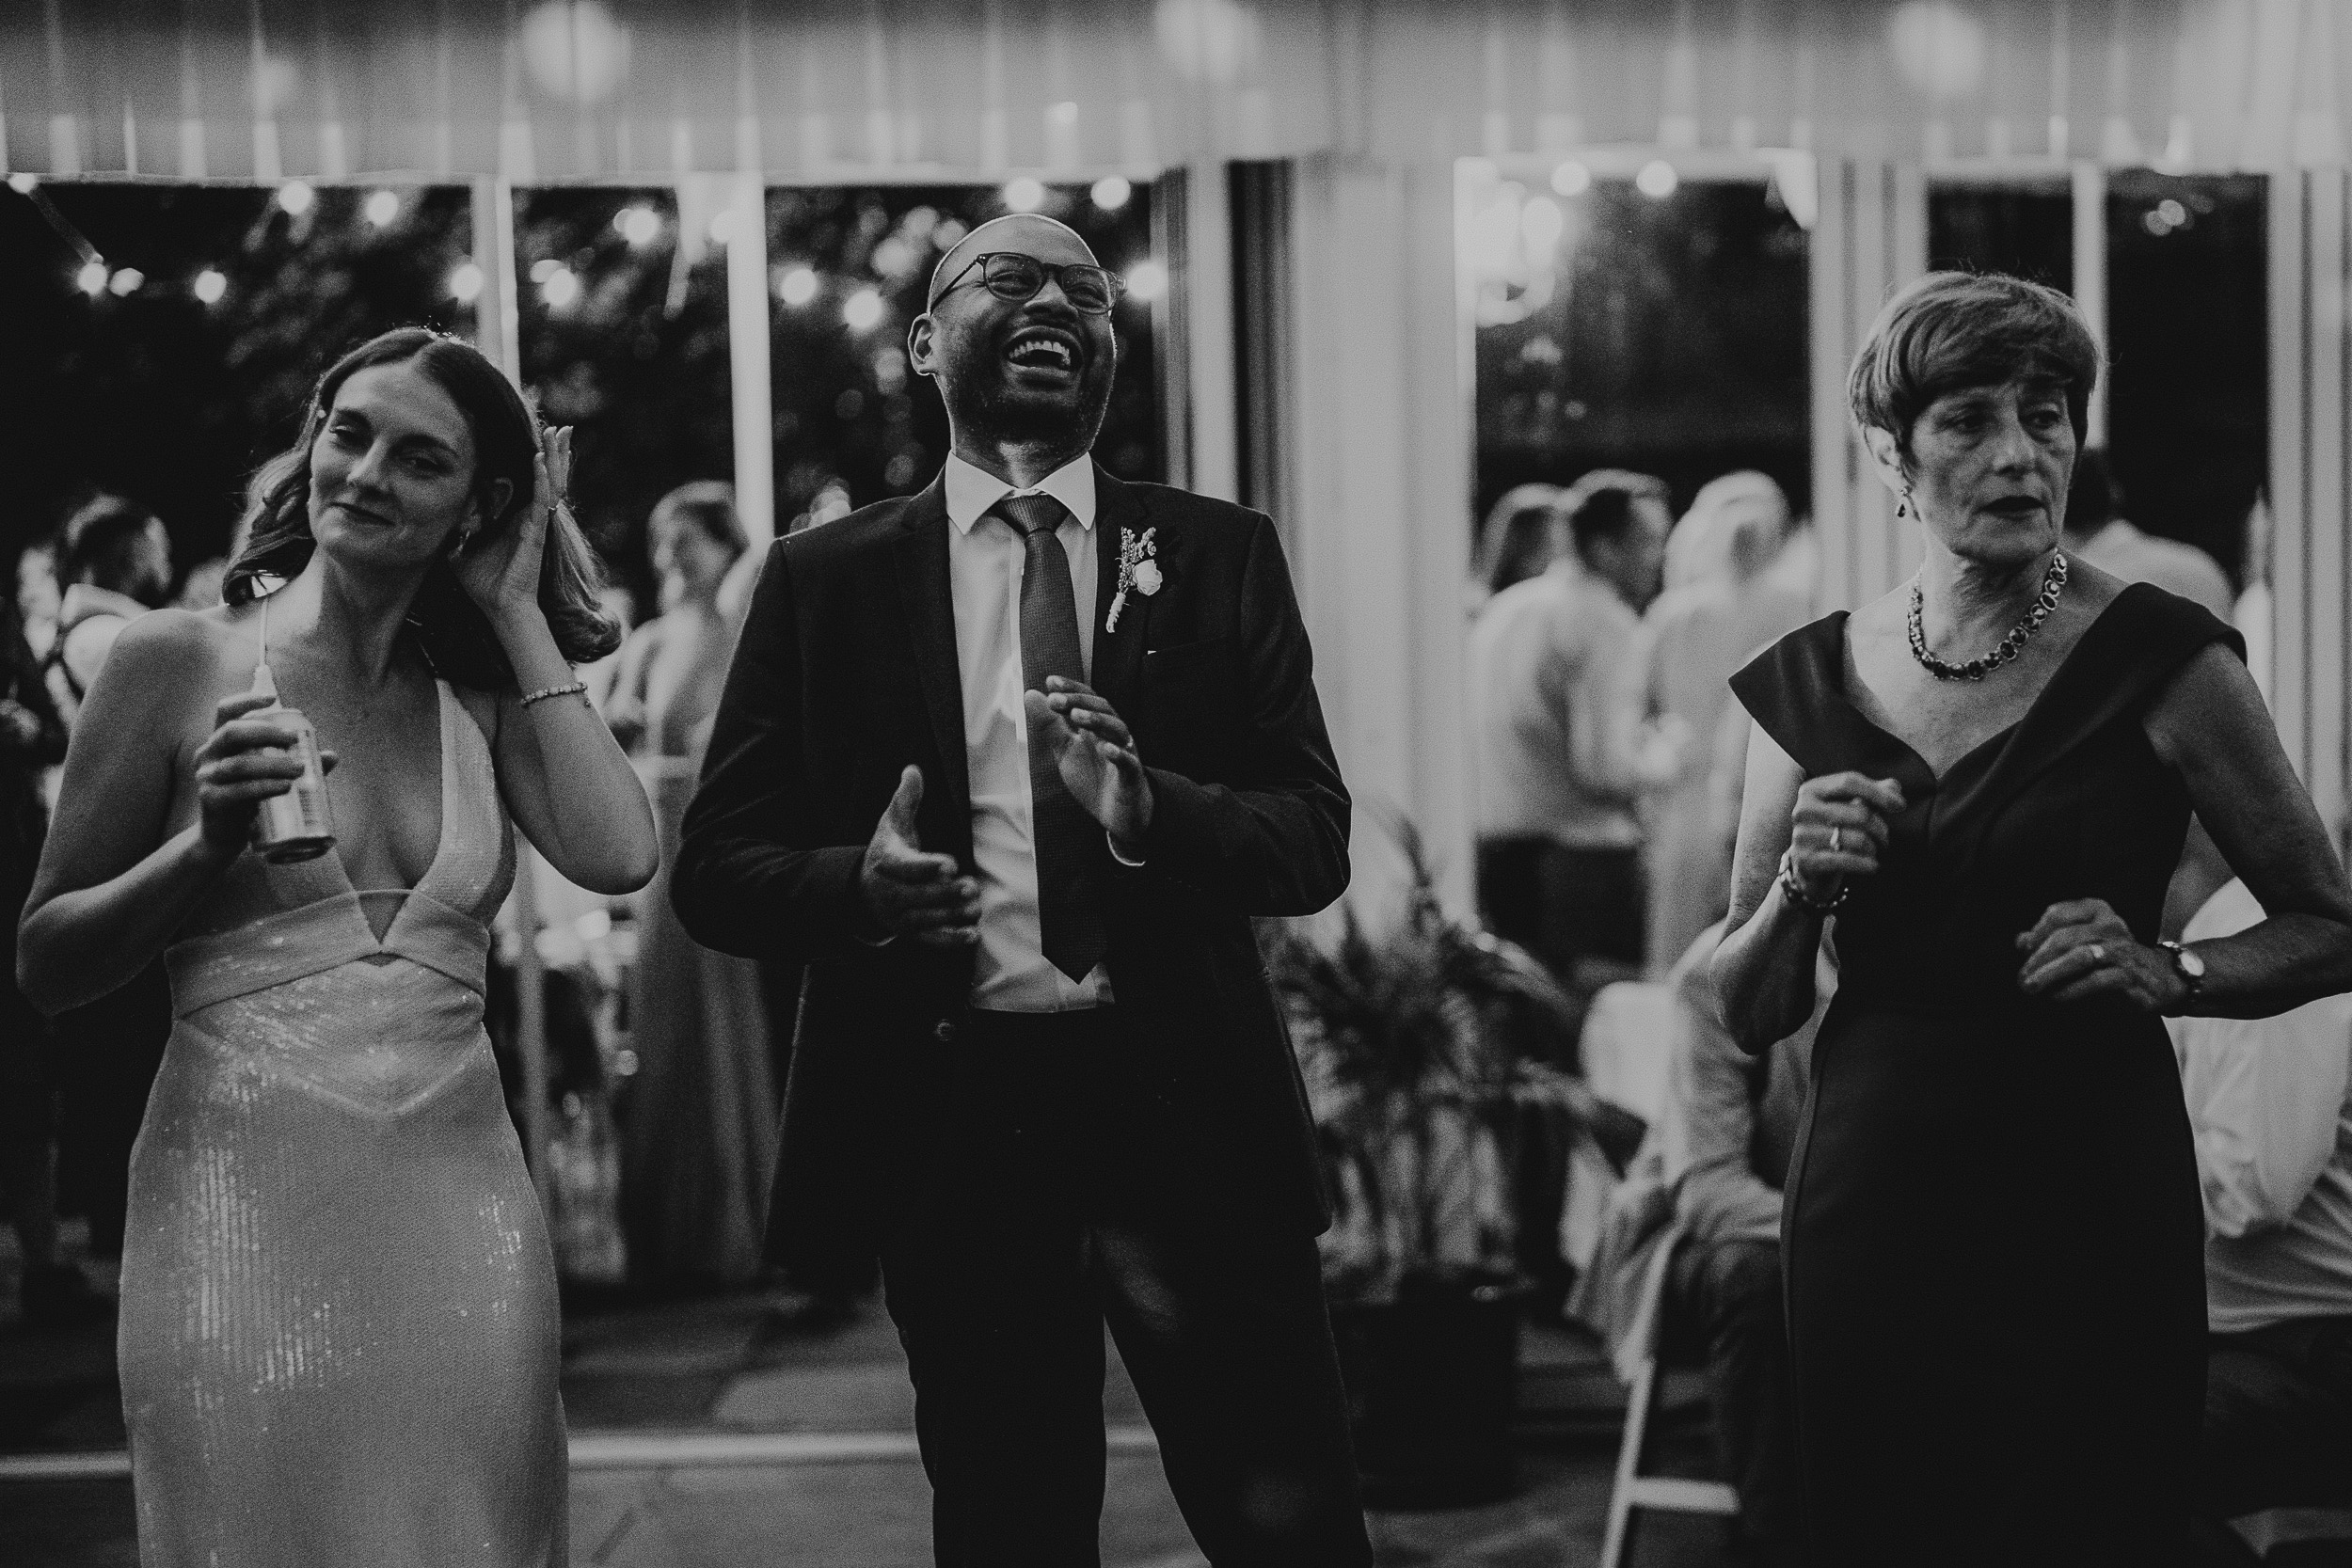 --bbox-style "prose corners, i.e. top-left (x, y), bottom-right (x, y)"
top-left (2172, 803), bottom-right (2352, 1564)
top-left (1467, 470), bottom-right (1676, 1000)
